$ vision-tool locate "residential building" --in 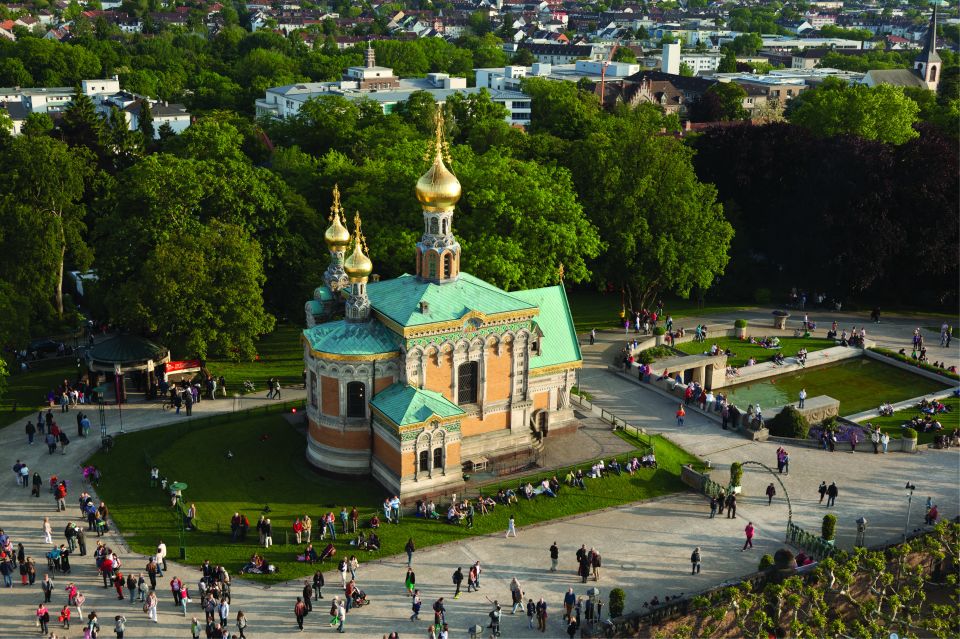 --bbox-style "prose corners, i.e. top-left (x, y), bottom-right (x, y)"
top-left (259, 47), bottom-right (532, 125)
